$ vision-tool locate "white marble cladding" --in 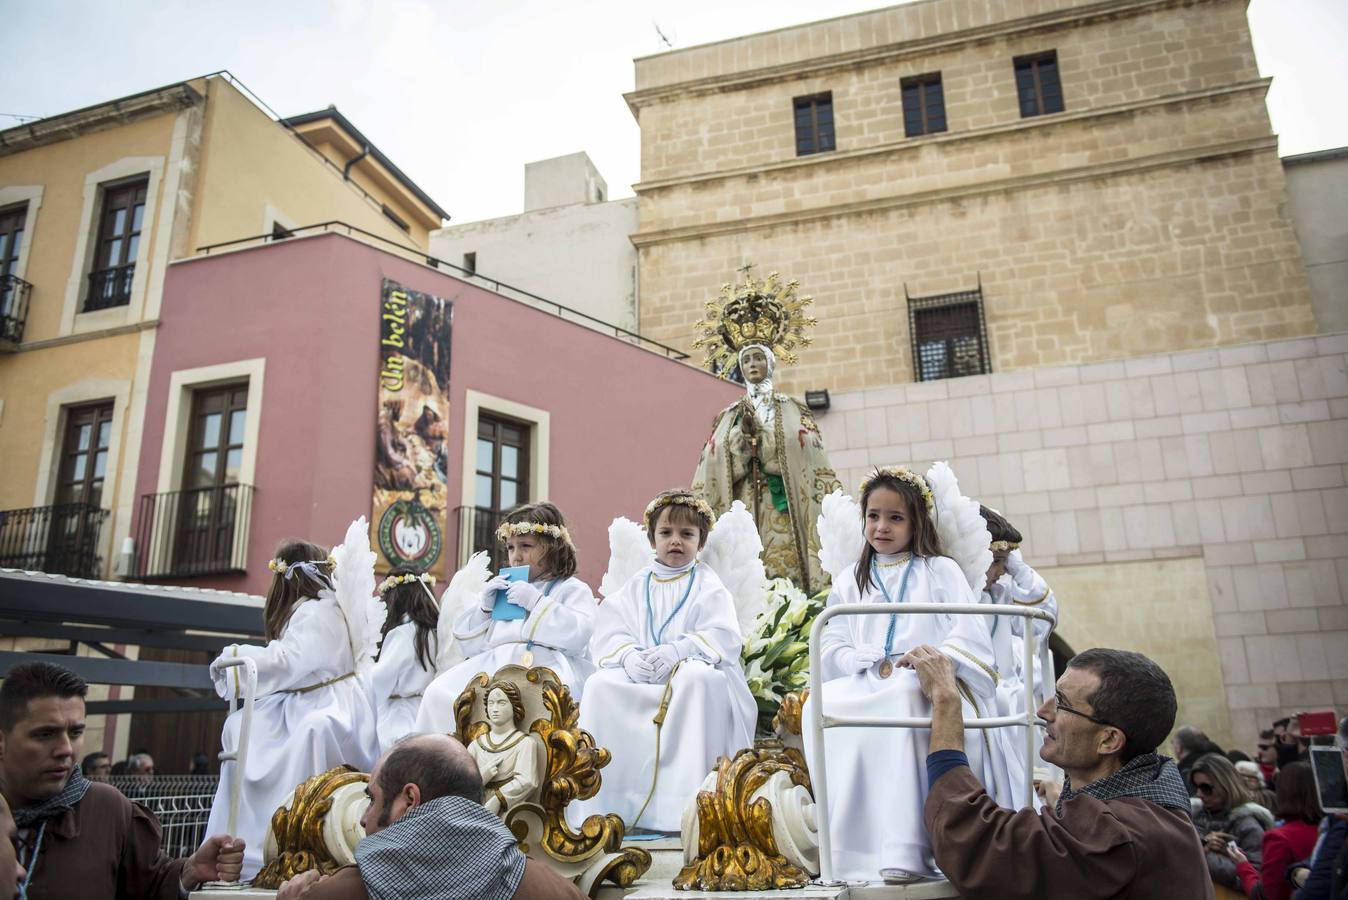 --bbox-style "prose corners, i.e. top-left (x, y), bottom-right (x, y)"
top-left (814, 333), bottom-right (1348, 747)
